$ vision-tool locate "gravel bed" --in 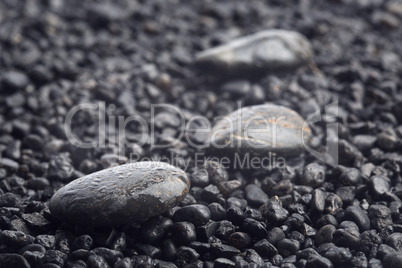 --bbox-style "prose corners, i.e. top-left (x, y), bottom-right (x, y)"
top-left (1, 0), bottom-right (402, 267)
